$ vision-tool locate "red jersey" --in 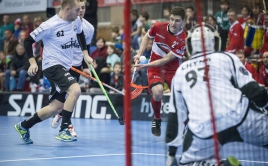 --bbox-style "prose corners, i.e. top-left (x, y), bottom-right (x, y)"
top-left (260, 27), bottom-right (268, 54)
top-left (147, 22), bottom-right (186, 72)
top-left (244, 62), bottom-right (260, 83)
top-left (238, 16), bottom-right (253, 28)
top-left (259, 65), bottom-right (268, 88)
top-left (226, 21), bottom-right (244, 53)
